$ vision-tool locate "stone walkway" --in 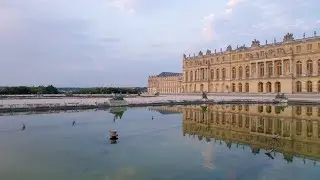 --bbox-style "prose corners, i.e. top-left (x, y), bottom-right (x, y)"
top-left (1, 94), bottom-right (320, 109)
